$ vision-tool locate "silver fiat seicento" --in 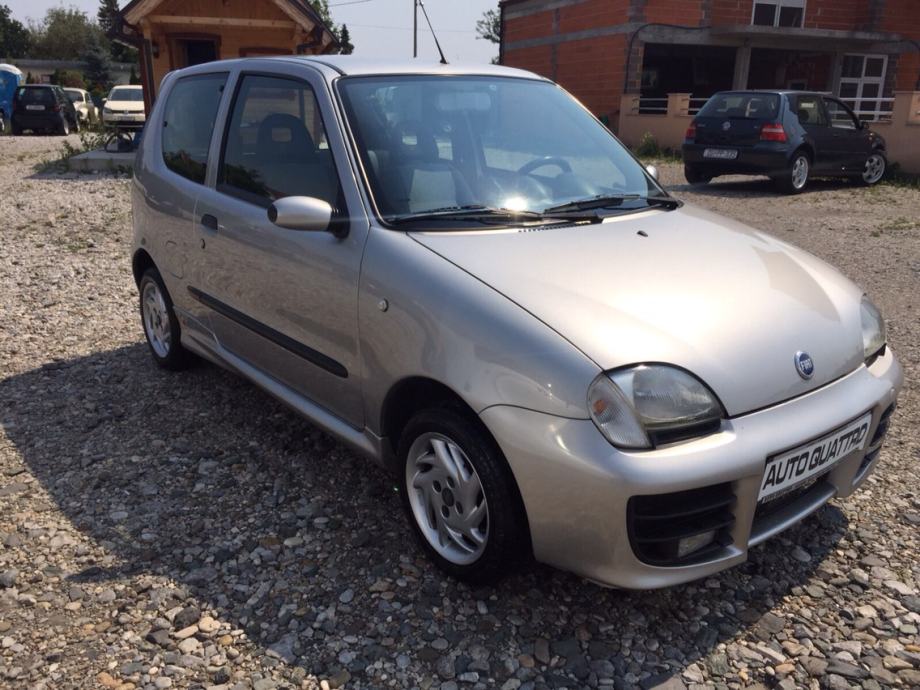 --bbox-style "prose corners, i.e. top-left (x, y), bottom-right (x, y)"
top-left (131, 57), bottom-right (902, 589)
